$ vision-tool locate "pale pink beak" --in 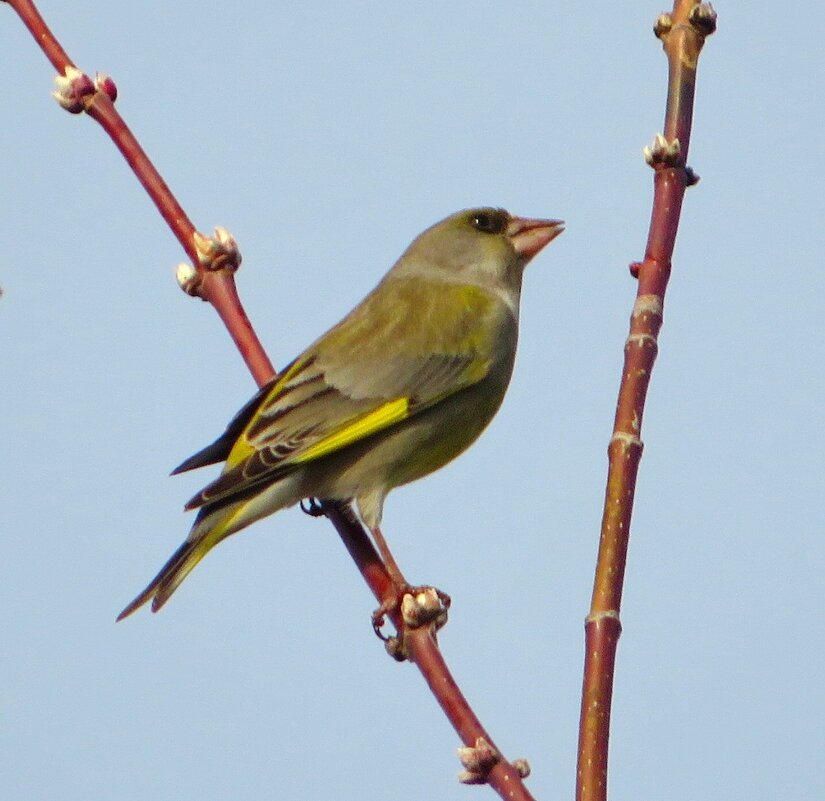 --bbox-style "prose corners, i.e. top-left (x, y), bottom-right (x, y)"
top-left (507, 216), bottom-right (565, 261)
